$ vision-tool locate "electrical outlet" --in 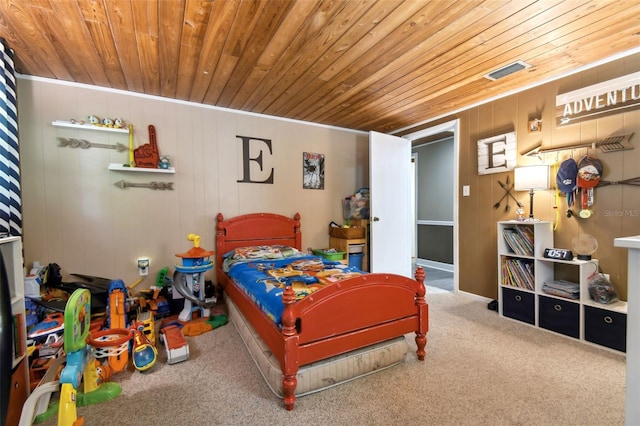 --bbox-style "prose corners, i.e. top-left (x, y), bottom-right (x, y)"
top-left (137, 258), bottom-right (149, 276)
